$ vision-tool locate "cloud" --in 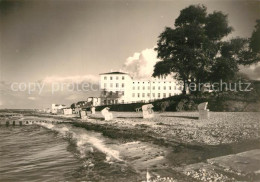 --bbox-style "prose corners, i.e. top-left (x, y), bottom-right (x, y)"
top-left (123, 48), bottom-right (161, 79)
top-left (123, 48), bottom-right (260, 81)
top-left (0, 75), bottom-right (100, 109)
top-left (0, 81), bottom-right (35, 109)
top-left (240, 62), bottom-right (260, 80)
